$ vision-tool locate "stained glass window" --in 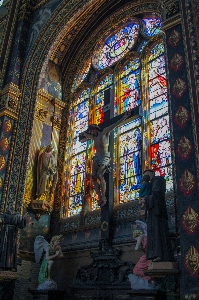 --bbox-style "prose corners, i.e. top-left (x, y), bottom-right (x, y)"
top-left (117, 58), bottom-right (141, 114)
top-left (64, 16), bottom-right (173, 217)
top-left (148, 43), bottom-right (173, 191)
top-left (67, 88), bottom-right (90, 216)
top-left (93, 23), bottom-right (139, 70)
top-left (118, 119), bottom-right (142, 203)
top-left (141, 17), bottom-right (162, 37)
top-left (94, 74), bottom-right (113, 125)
